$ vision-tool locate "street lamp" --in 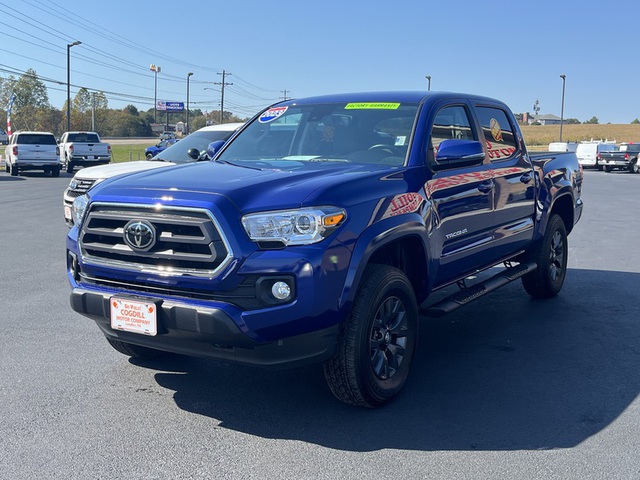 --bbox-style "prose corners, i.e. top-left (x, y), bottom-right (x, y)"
top-left (66, 40), bottom-right (81, 132)
top-left (186, 72), bottom-right (193, 135)
top-left (425, 75), bottom-right (431, 91)
top-left (150, 64), bottom-right (161, 124)
top-left (559, 74), bottom-right (566, 142)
